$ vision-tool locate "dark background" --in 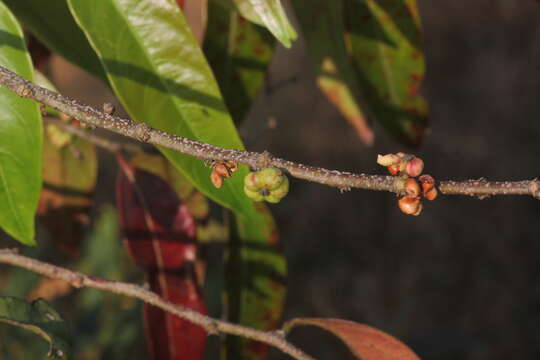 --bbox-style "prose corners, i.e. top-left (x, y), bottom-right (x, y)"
top-left (255, 1), bottom-right (540, 359)
top-left (2, 0), bottom-right (540, 359)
